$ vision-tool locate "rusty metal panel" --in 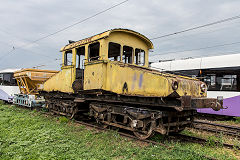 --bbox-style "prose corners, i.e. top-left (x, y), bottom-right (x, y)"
top-left (181, 96), bottom-right (192, 108)
top-left (191, 97), bottom-right (223, 111)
